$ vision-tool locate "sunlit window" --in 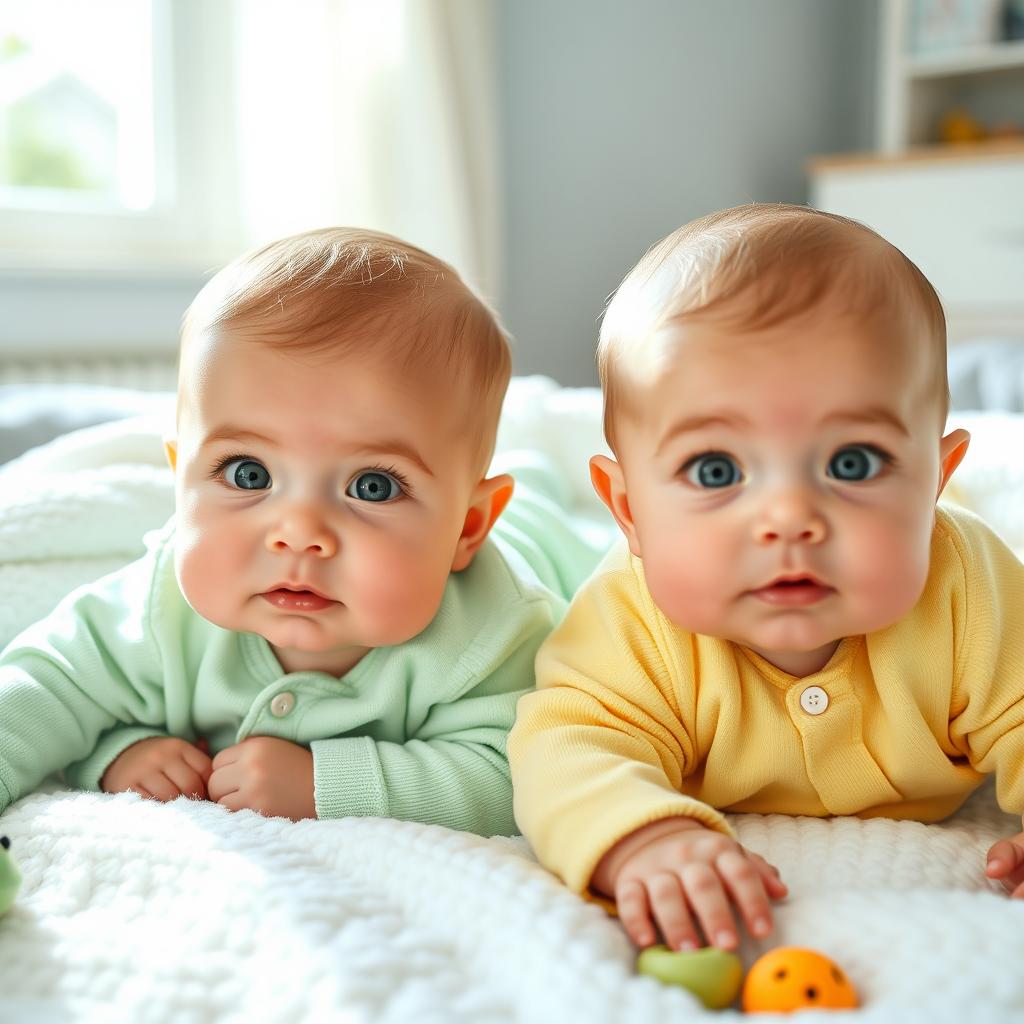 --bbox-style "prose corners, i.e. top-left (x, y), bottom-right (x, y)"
top-left (0, 0), bottom-right (156, 212)
top-left (0, 0), bottom-right (491, 286)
